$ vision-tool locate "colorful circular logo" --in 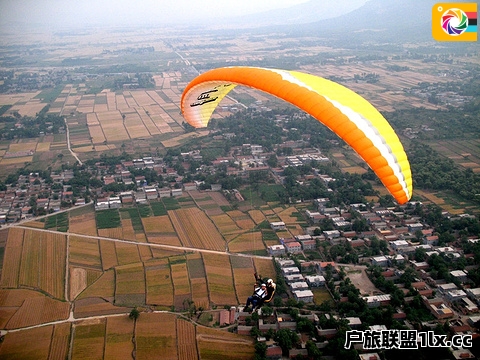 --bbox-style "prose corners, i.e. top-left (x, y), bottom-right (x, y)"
top-left (441, 8), bottom-right (469, 36)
